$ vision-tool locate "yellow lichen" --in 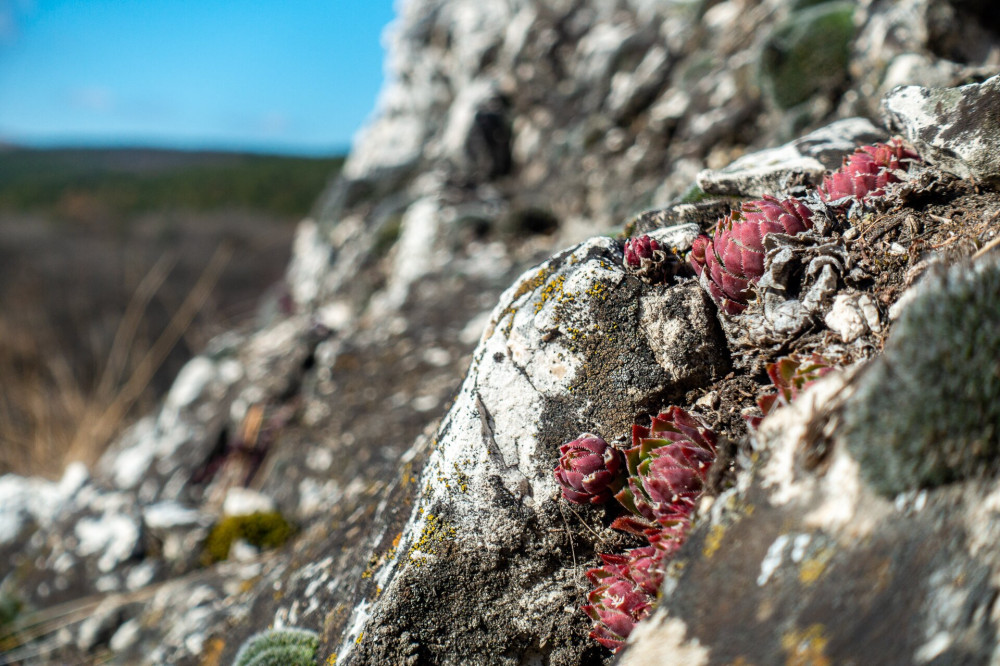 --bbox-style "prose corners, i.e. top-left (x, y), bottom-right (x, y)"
top-left (702, 524), bottom-right (726, 559)
top-left (799, 548), bottom-right (834, 585)
top-left (407, 513), bottom-right (457, 567)
top-left (198, 636), bottom-right (226, 666)
top-left (781, 624), bottom-right (830, 666)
